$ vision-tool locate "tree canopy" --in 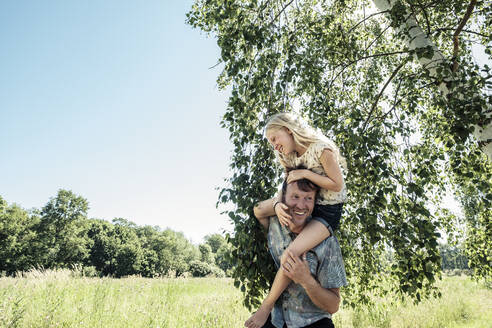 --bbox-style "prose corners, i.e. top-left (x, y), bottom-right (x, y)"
top-left (187, 0), bottom-right (491, 308)
top-left (0, 192), bottom-right (230, 279)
